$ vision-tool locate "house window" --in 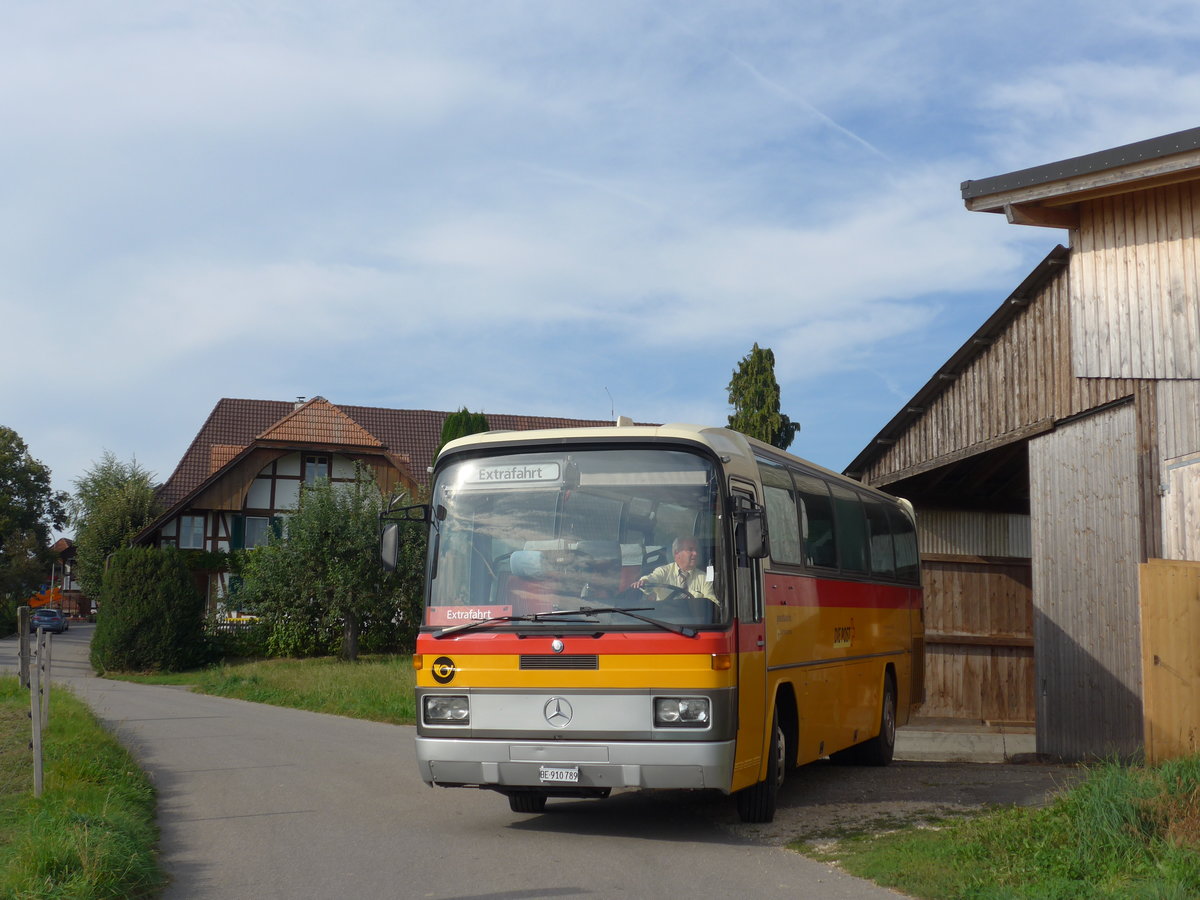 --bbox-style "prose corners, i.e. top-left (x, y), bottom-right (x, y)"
top-left (304, 455), bottom-right (330, 484)
top-left (180, 515), bottom-right (205, 550)
top-left (245, 517), bottom-right (270, 548)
